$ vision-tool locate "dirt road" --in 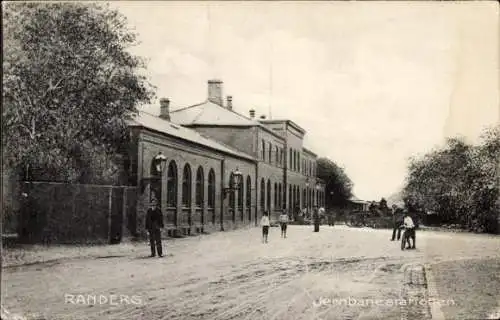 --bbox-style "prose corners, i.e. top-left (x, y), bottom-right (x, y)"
top-left (2, 226), bottom-right (499, 320)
